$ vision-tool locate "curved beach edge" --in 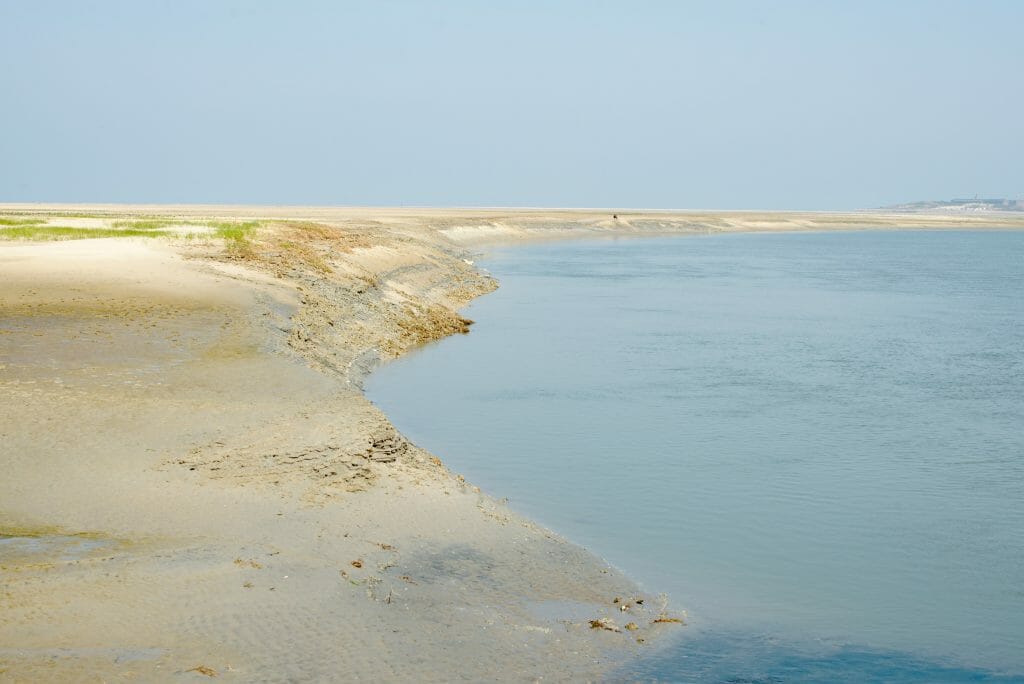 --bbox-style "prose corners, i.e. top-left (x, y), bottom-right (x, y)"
top-left (2, 205), bottom-right (1021, 681)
